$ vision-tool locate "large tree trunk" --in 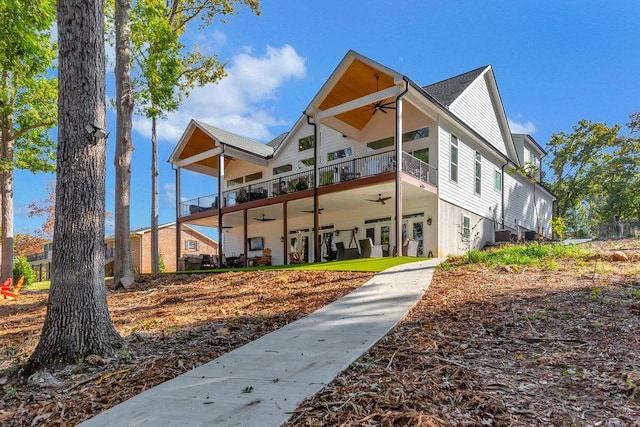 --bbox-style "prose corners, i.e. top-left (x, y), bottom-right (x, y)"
top-left (150, 116), bottom-right (159, 273)
top-left (0, 104), bottom-right (14, 281)
top-left (113, 0), bottom-right (135, 287)
top-left (27, 0), bottom-right (122, 370)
